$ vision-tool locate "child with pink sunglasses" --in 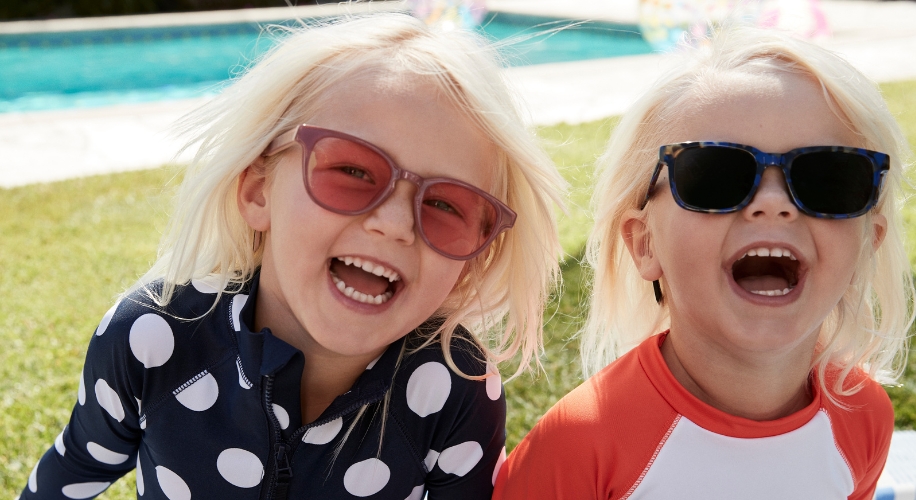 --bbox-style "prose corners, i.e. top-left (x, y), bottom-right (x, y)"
top-left (495, 26), bottom-right (912, 500)
top-left (22, 14), bottom-right (563, 500)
